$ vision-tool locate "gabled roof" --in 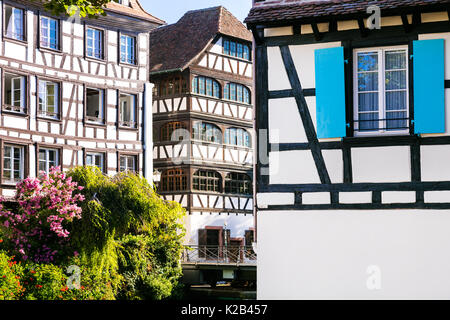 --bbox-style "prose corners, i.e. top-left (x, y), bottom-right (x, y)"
top-left (106, 0), bottom-right (165, 25)
top-left (150, 6), bottom-right (252, 75)
top-left (245, 0), bottom-right (450, 26)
